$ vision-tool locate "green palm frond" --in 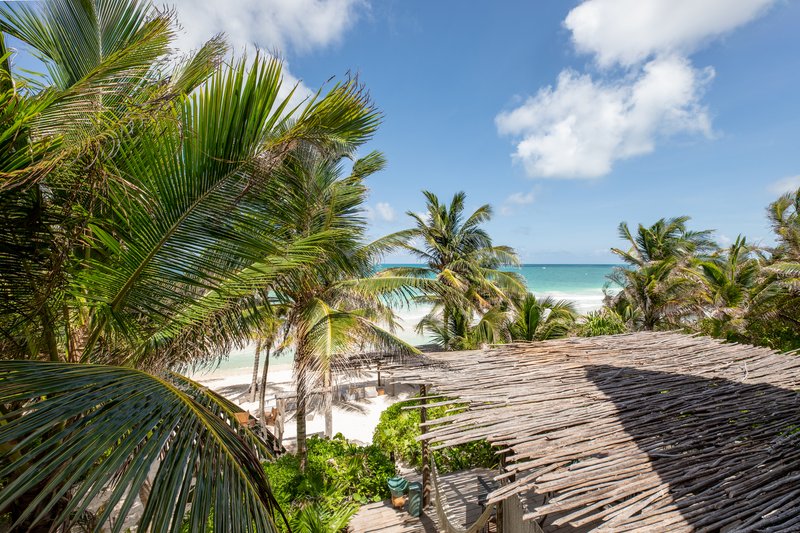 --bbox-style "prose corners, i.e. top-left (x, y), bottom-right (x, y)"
top-left (0, 0), bottom-right (160, 90)
top-left (0, 361), bottom-right (281, 533)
